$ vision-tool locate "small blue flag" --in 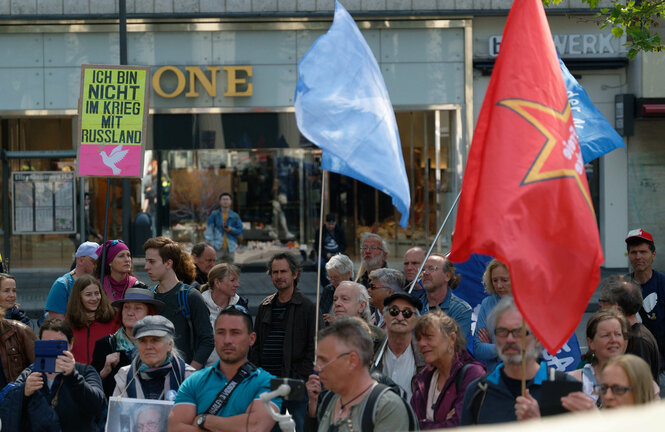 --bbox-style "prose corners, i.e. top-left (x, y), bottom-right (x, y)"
top-left (559, 58), bottom-right (625, 163)
top-left (294, 0), bottom-right (411, 228)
